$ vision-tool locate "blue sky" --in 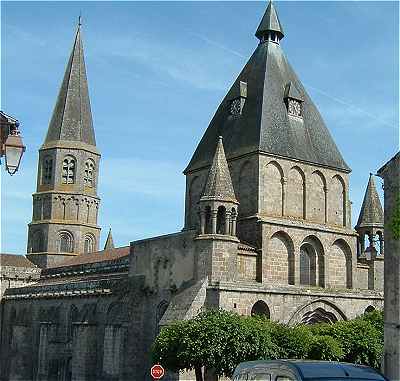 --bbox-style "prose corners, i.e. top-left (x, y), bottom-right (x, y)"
top-left (1, 1), bottom-right (398, 254)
